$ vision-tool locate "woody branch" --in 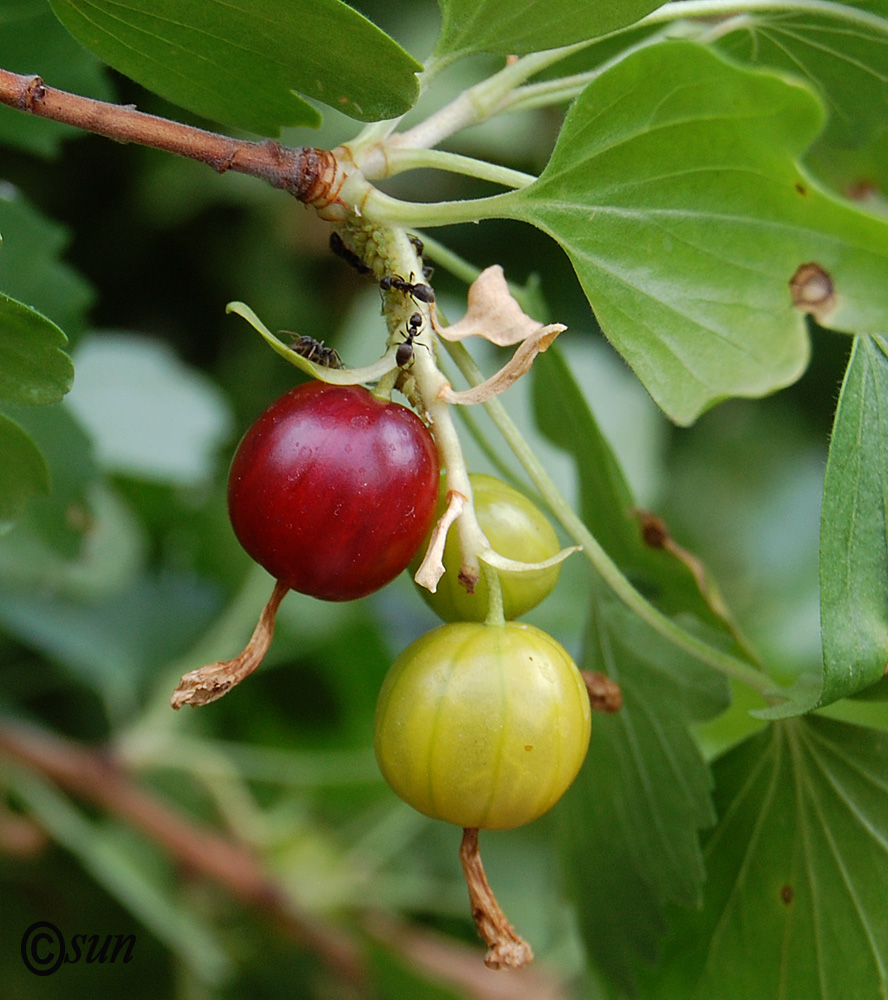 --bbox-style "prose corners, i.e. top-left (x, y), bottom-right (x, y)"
top-left (0, 67), bottom-right (334, 203)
